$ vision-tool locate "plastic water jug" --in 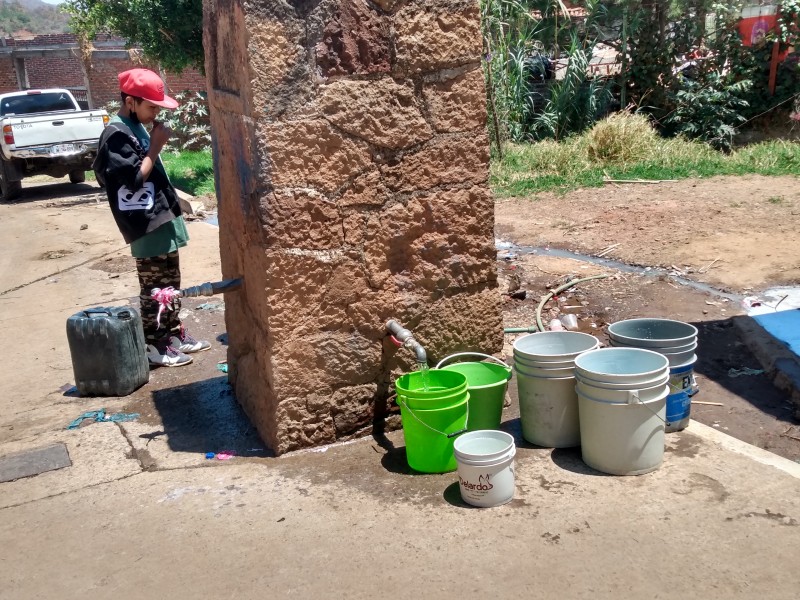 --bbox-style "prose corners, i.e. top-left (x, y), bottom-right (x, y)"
top-left (66, 307), bottom-right (149, 396)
